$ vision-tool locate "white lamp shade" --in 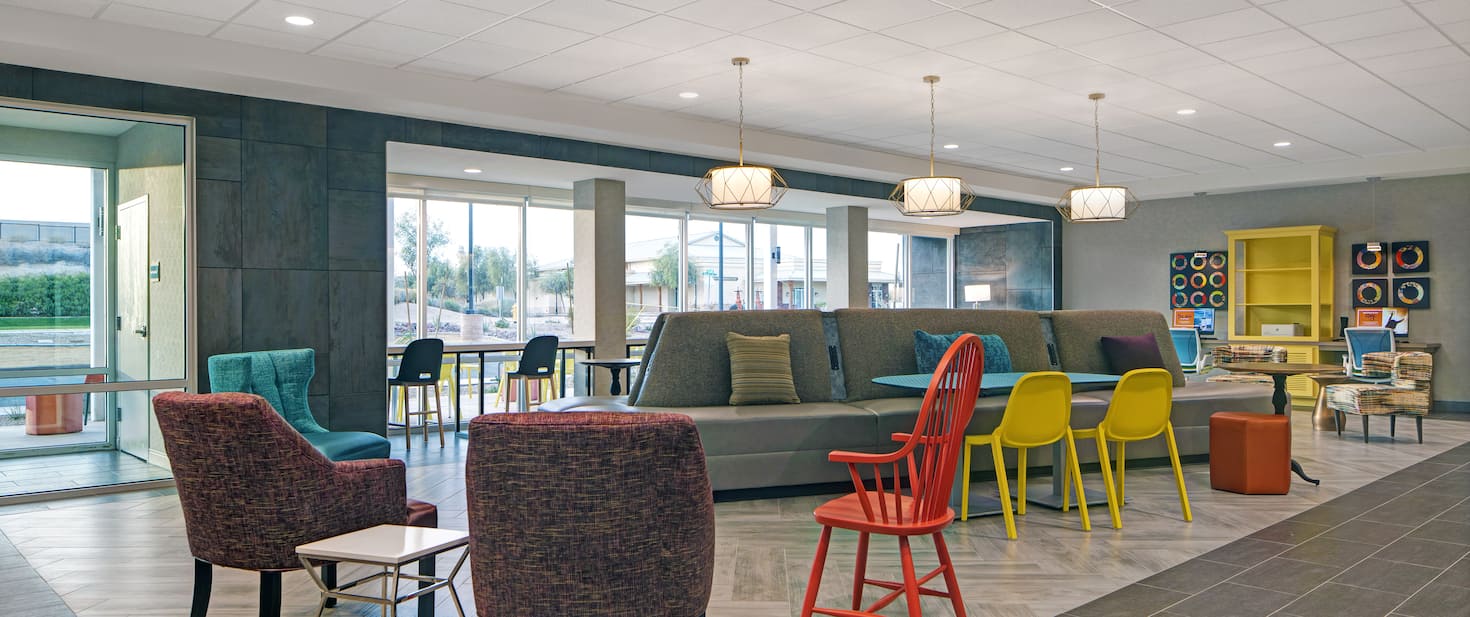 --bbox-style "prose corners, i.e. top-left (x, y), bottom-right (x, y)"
top-left (707, 165), bottom-right (774, 209)
top-left (964, 284), bottom-right (991, 303)
top-left (896, 176), bottom-right (967, 216)
top-left (1066, 186), bottom-right (1128, 221)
